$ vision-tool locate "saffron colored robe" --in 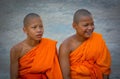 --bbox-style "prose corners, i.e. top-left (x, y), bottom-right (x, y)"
top-left (18, 38), bottom-right (63, 79)
top-left (70, 32), bottom-right (111, 79)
